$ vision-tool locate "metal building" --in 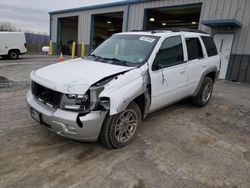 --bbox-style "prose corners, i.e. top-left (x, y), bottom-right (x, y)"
top-left (49, 0), bottom-right (250, 83)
